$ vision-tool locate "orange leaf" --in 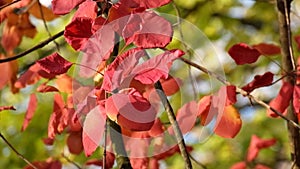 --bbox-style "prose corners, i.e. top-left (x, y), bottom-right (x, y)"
top-left (28, 2), bottom-right (58, 21)
top-left (214, 105), bottom-right (242, 138)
